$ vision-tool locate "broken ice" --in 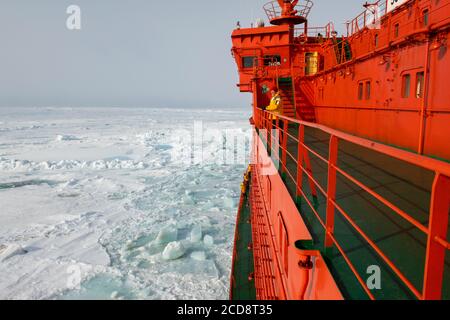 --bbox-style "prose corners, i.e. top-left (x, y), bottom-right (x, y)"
top-left (203, 235), bottom-right (214, 247)
top-left (154, 226), bottom-right (178, 245)
top-left (0, 107), bottom-right (248, 299)
top-left (190, 225), bottom-right (202, 242)
top-left (190, 251), bottom-right (206, 261)
top-left (162, 241), bottom-right (185, 261)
